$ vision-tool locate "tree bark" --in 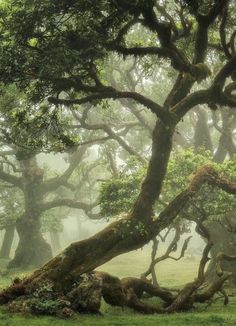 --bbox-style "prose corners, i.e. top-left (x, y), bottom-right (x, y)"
top-left (131, 120), bottom-right (174, 220)
top-left (0, 225), bottom-right (15, 259)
